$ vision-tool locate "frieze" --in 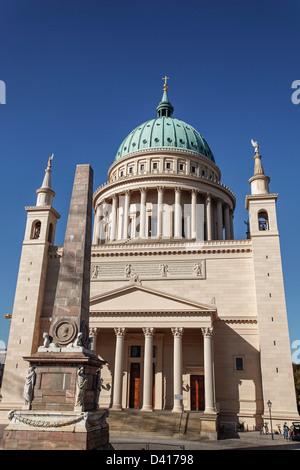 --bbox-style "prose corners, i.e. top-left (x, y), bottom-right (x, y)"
top-left (91, 260), bottom-right (206, 281)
